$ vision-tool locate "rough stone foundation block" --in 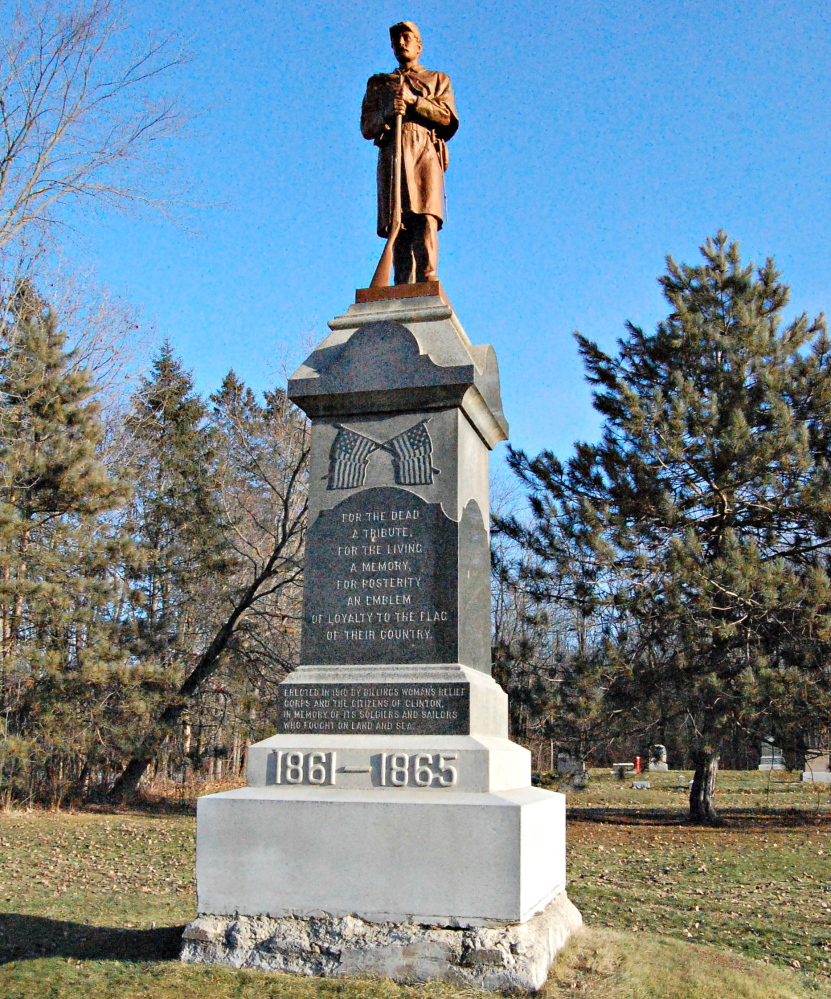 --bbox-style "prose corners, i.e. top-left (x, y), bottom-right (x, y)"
top-left (181, 891), bottom-right (583, 993)
top-left (195, 785), bottom-right (565, 926)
